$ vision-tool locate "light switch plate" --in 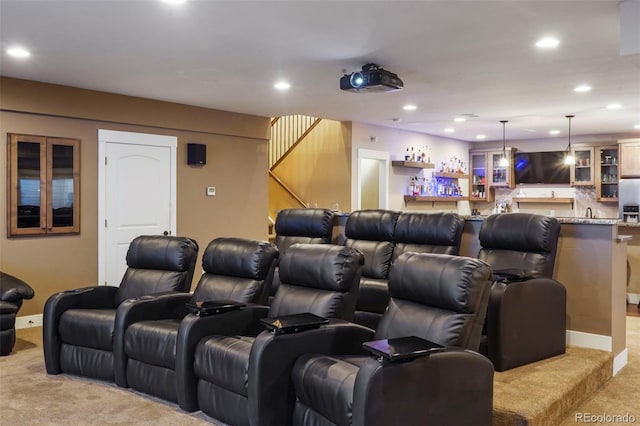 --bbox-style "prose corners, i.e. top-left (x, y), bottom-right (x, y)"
top-left (206, 186), bottom-right (216, 196)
